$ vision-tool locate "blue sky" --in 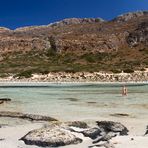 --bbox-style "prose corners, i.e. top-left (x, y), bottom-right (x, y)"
top-left (0, 0), bottom-right (148, 29)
